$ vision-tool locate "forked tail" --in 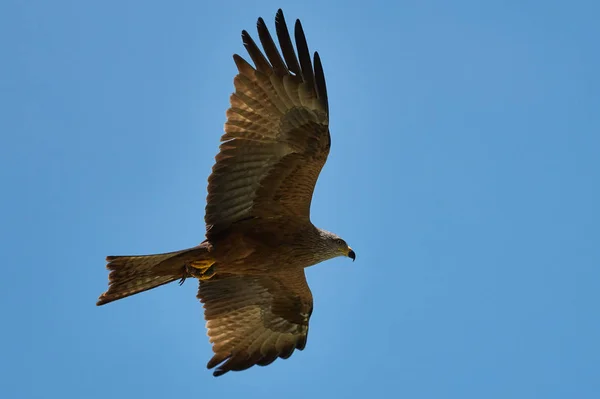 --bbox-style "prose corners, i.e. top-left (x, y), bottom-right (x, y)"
top-left (96, 245), bottom-right (208, 306)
